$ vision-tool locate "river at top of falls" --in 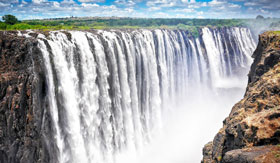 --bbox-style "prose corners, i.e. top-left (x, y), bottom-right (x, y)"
top-left (36, 27), bottom-right (256, 163)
